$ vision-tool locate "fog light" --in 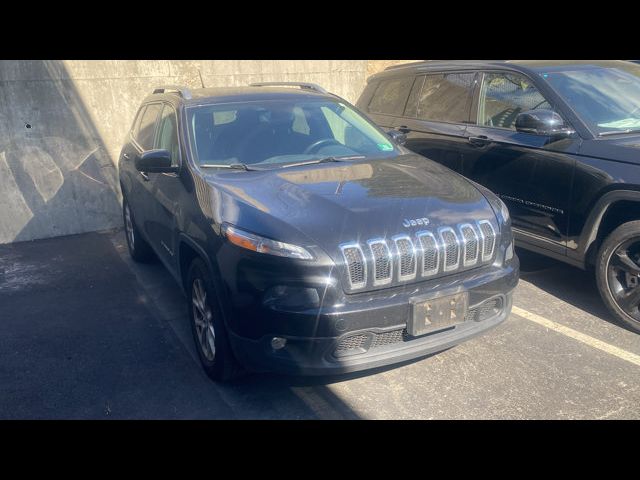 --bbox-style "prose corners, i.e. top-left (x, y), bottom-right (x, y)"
top-left (271, 337), bottom-right (287, 350)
